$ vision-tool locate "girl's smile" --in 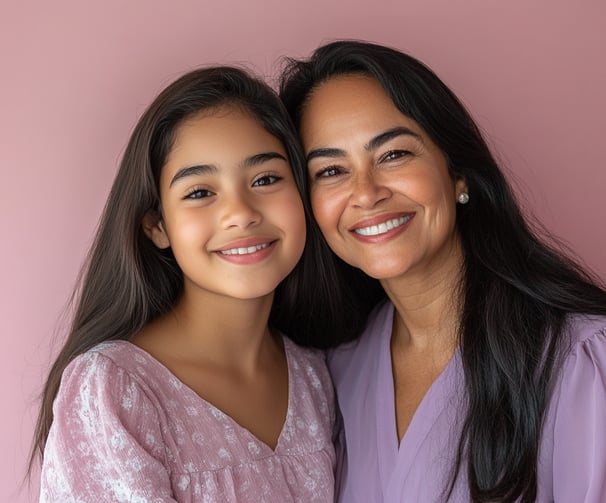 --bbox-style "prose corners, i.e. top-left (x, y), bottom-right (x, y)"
top-left (214, 238), bottom-right (277, 264)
